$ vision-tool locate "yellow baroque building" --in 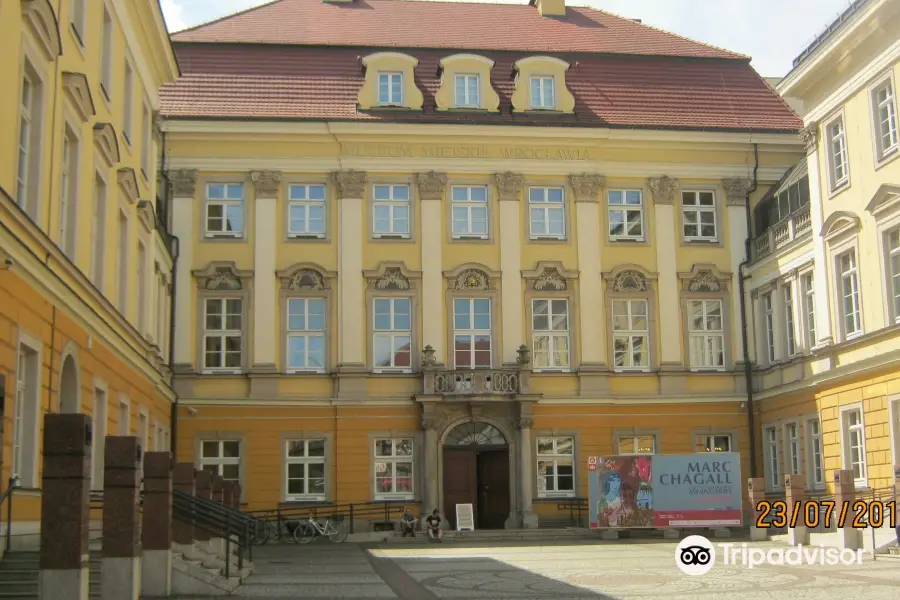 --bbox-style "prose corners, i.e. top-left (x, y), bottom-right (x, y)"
top-left (159, 0), bottom-right (805, 528)
top-left (752, 0), bottom-right (900, 497)
top-left (0, 0), bottom-right (178, 539)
